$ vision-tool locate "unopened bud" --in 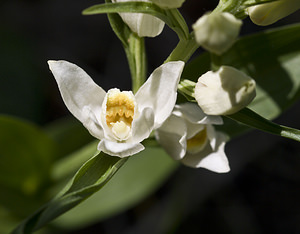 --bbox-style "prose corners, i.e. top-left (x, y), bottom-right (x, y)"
top-left (195, 66), bottom-right (256, 115)
top-left (247, 0), bottom-right (300, 26)
top-left (112, 0), bottom-right (165, 37)
top-left (192, 12), bottom-right (242, 55)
